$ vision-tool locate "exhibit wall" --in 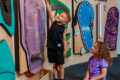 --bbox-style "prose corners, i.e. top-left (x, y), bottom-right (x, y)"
top-left (16, 0), bottom-right (118, 74)
top-left (0, 0), bottom-right (119, 79)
